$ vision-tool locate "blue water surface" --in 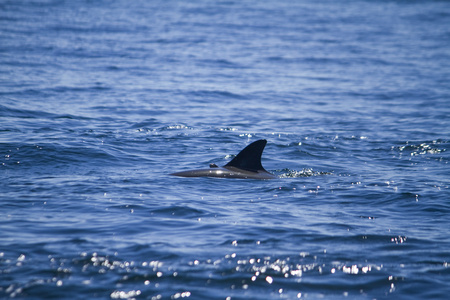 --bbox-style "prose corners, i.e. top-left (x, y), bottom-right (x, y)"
top-left (1, 0), bottom-right (449, 299)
